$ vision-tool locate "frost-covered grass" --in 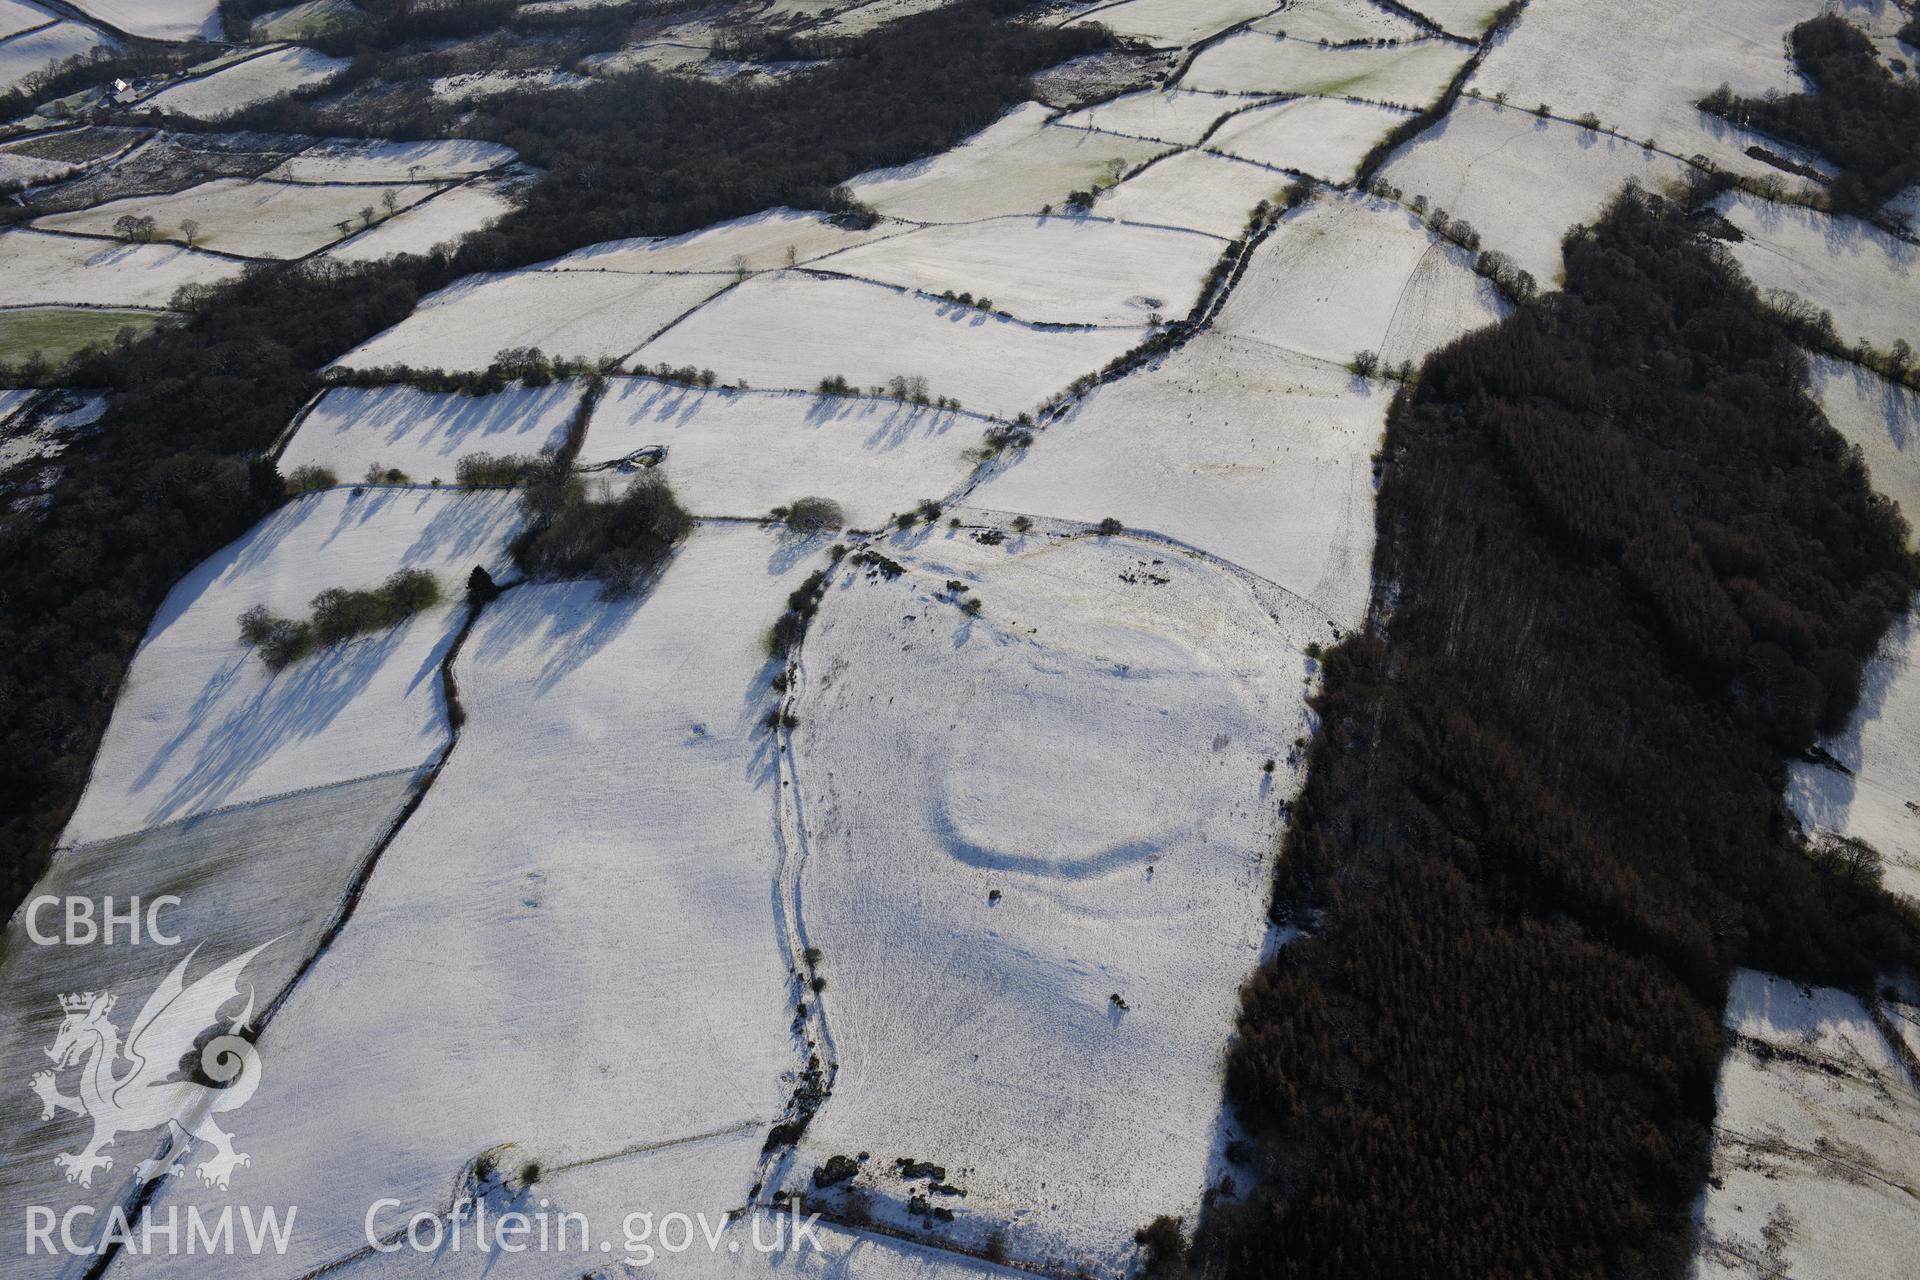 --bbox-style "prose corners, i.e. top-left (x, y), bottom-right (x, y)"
top-left (1095, 149), bottom-right (1290, 237)
top-left (630, 271), bottom-right (1147, 420)
top-left (0, 228), bottom-right (245, 308)
top-left (784, 527), bottom-right (1317, 1273)
top-left (327, 181), bottom-right (517, 262)
top-left (974, 333), bottom-right (1381, 625)
top-left (1400, 0), bottom-right (1506, 36)
top-left (1206, 95), bottom-right (1413, 182)
top-left (1713, 193), bottom-right (1919, 355)
top-left (1466, 0), bottom-right (1831, 178)
top-left (248, 0), bottom-right (360, 41)
top-left (814, 214), bottom-right (1224, 326)
top-left (61, 487), bottom-right (521, 846)
top-left (279, 381), bottom-right (585, 486)
top-left (430, 67), bottom-right (593, 103)
top-left (0, 22), bottom-right (112, 94)
top-left (1182, 32), bottom-right (1473, 106)
top-left (546, 207), bottom-right (902, 275)
top-left (127, 527), bottom-right (817, 1278)
top-left (845, 102), bottom-right (1166, 223)
top-left (35, 178), bottom-right (438, 260)
top-left (579, 377), bottom-right (983, 527)
top-left (265, 137), bottom-right (515, 184)
top-left (1380, 96), bottom-right (1691, 281)
top-left (66, 0), bottom-right (215, 40)
top-left (1251, 0), bottom-right (1423, 44)
top-left (1064, 0), bottom-right (1275, 48)
top-left (333, 270), bottom-right (732, 373)
top-left (0, 305), bottom-right (159, 363)
top-left (0, 771), bottom-right (421, 1267)
top-left (1694, 970), bottom-right (1920, 1279)
top-left (1056, 88), bottom-right (1275, 147)
top-left (142, 46), bottom-right (350, 120)
top-left (1213, 191), bottom-right (1508, 369)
